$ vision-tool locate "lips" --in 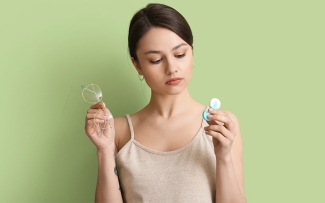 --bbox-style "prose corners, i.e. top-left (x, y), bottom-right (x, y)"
top-left (165, 77), bottom-right (183, 85)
